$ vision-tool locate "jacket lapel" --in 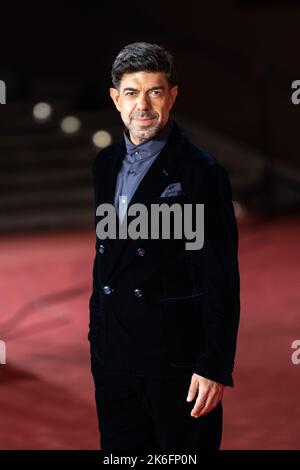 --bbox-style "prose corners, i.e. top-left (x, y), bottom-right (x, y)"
top-left (128, 124), bottom-right (185, 207)
top-left (99, 121), bottom-right (187, 280)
